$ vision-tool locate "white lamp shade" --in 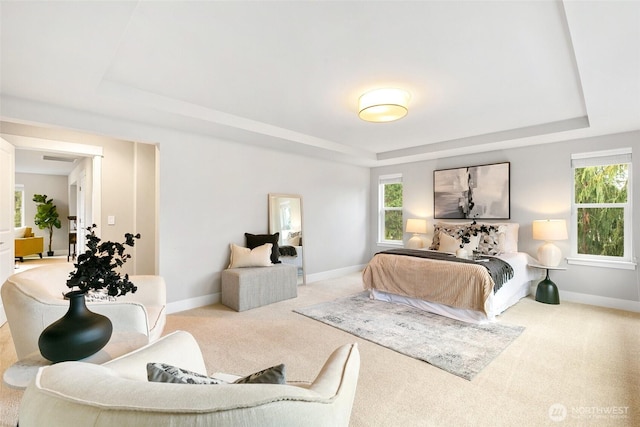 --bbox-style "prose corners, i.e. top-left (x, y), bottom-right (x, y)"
top-left (406, 218), bottom-right (427, 234)
top-left (358, 88), bottom-right (410, 122)
top-left (532, 219), bottom-right (568, 241)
